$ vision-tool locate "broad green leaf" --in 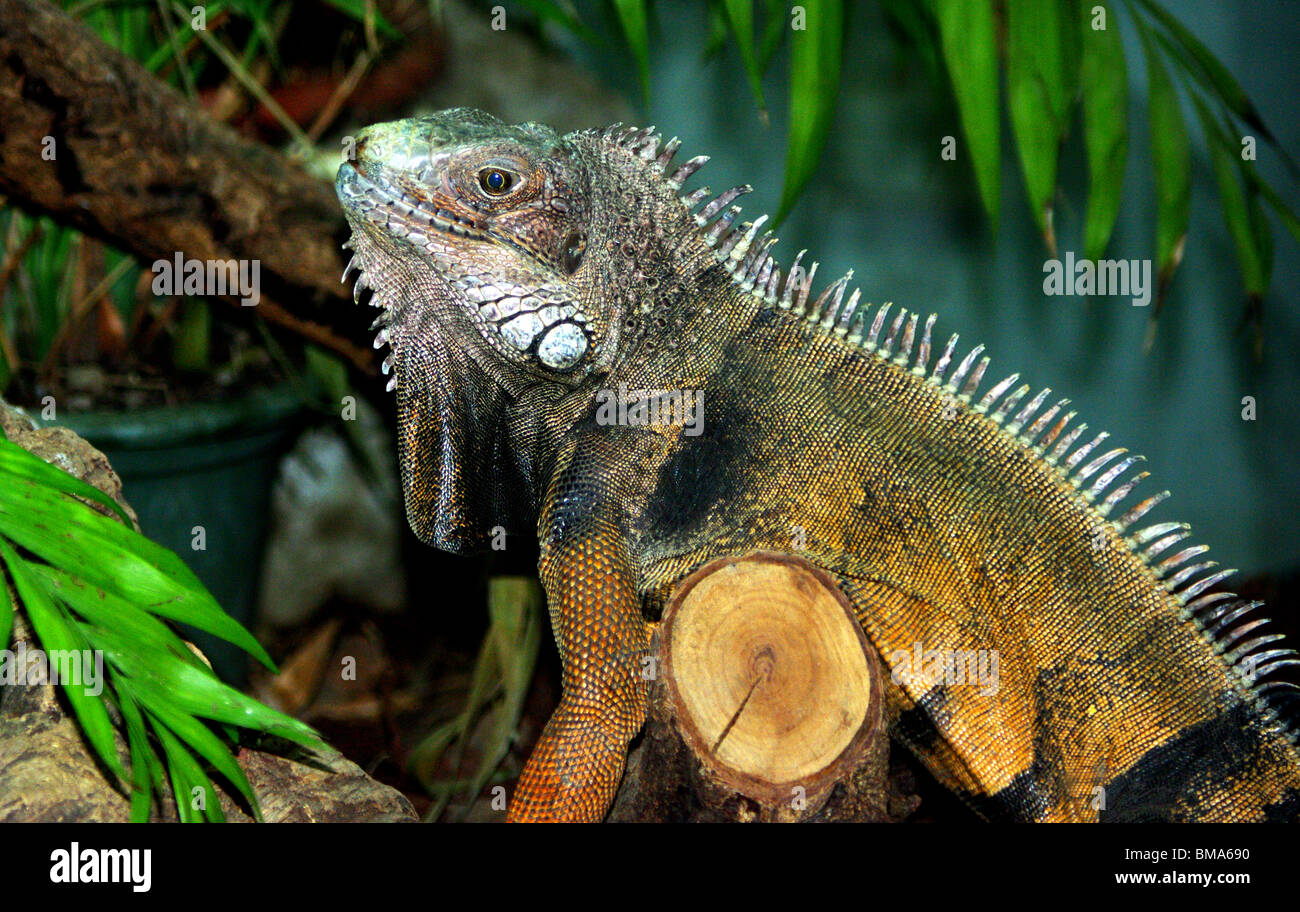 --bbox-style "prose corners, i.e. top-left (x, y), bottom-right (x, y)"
top-left (0, 567), bottom-right (11, 651)
top-left (1006, 0), bottom-right (1067, 248)
top-left (89, 623), bottom-right (322, 749)
top-left (464, 580), bottom-right (542, 819)
top-left (1191, 91), bottom-right (1267, 296)
top-left (489, 577), bottom-right (542, 698)
top-left (758, 0), bottom-right (786, 71)
top-left (0, 437), bottom-right (133, 526)
top-left (0, 540), bottom-right (126, 783)
top-left (1060, 0), bottom-right (1084, 108)
top-left (1081, 1), bottom-right (1128, 260)
top-left (935, 0), bottom-right (1000, 227)
top-left (142, 695), bottom-right (259, 819)
top-left (612, 0), bottom-right (651, 104)
top-left (723, 0), bottom-right (767, 118)
top-left (515, 0), bottom-right (602, 46)
top-left (776, 0), bottom-right (843, 224)
top-left (0, 495), bottom-right (189, 604)
top-left (304, 345), bottom-right (384, 483)
top-left (1133, 0), bottom-right (1280, 152)
top-left (418, 577), bottom-right (541, 820)
top-left (156, 725), bottom-right (197, 823)
top-left (115, 684), bottom-right (159, 822)
top-left (151, 718), bottom-right (223, 822)
top-left (1248, 184), bottom-right (1274, 297)
top-left (173, 299), bottom-right (211, 374)
top-left (1246, 169), bottom-right (1300, 247)
top-left (880, 0), bottom-right (940, 82)
top-left (0, 480), bottom-right (274, 667)
top-left (0, 463), bottom-right (189, 590)
top-left (704, 3), bottom-right (729, 60)
top-left (410, 718), bottom-right (465, 788)
top-left (1138, 21), bottom-right (1190, 299)
top-left (415, 646), bottom-right (496, 818)
top-left (34, 565), bottom-right (205, 671)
